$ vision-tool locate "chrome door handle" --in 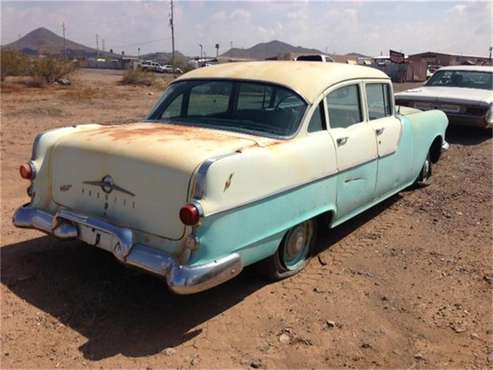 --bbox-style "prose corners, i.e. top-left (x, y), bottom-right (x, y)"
top-left (375, 127), bottom-right (385, 136)
top-left (336, 136), bottom-right (349, 146)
